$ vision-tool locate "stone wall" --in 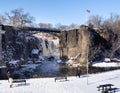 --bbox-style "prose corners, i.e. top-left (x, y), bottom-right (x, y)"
top-left (59, 25), bottom-right (89, 66)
